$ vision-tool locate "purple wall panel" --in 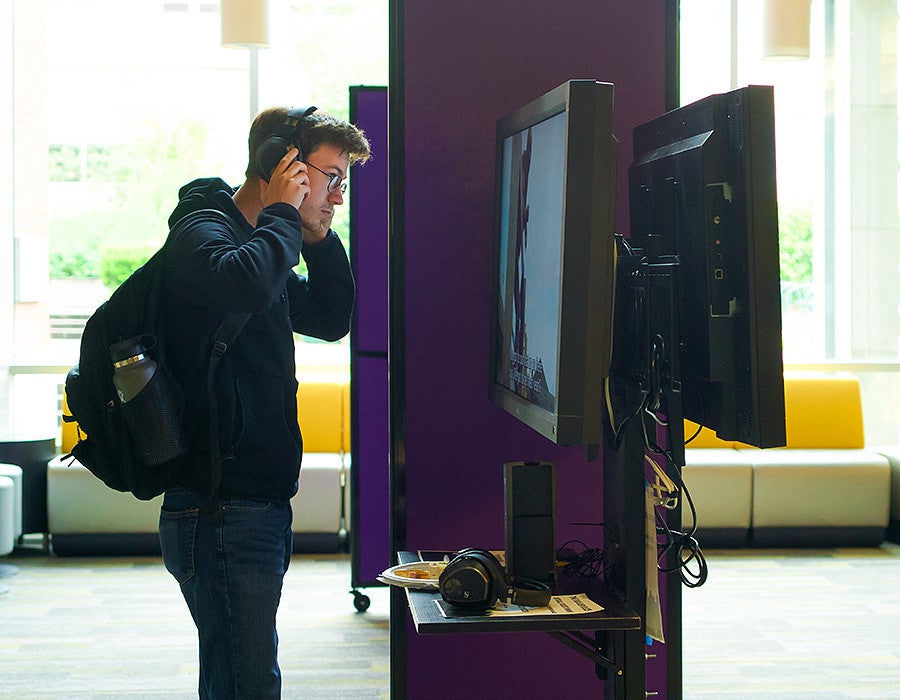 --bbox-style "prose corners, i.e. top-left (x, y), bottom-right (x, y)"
top-left (351, 87), bottom-right (389, 354)
top-left (349, 86), bottom-right (391, 587)
top-left (354, 355), bottom-right (390, 580)
top-left (399, 1), bottom-right (669, 697)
